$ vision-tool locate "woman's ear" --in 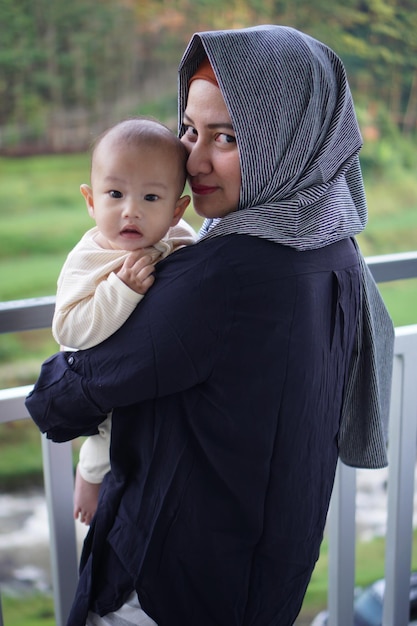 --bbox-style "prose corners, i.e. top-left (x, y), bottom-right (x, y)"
top-left (171, 195), bottom-right (191, 226)
top-left (80, 184), bottom-right (95, 219)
